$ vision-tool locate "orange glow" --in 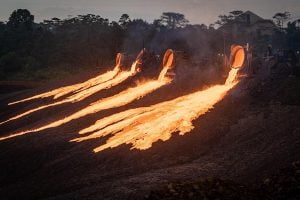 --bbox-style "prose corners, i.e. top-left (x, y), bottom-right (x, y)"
top-left (0, 101), bottom-right (67, 125)
top-left (10, 78), bottom-right (170, 135)
top-left (163, 49), bottom-right (175, 70)
top-left (130, 60), bottom-right (139, 73)
top-left (0, 70), bottom-right (135, 140)
top-left (8, 69), bottom-right (119, 106)
top-left (0, 71), bottom-right (135, 126)
top-left (0, 57), bottom-right (140, 126)
top-left (158, 49), bottom-right (175, 81)
top-left (72, 68), bottom-right (240, 152)
top-left (0, 52), bottom-right (171, 141)
top-left (0, 48), bottom-right (244, 150)
top-left (115, 53), bottom-right (125, 71)
top-left (225, 45), bottom-right (245, 85)
top-left (225, 68), bottom-right (239, 85)
top-left (230, 45), bottom-right (245, 69)
top-left (7, 53), bottom-right (126, 106)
